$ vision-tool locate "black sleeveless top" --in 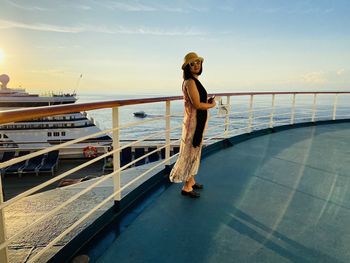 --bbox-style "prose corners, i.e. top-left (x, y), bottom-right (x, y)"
top-left (190, 77), bottom-right (208, 147)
